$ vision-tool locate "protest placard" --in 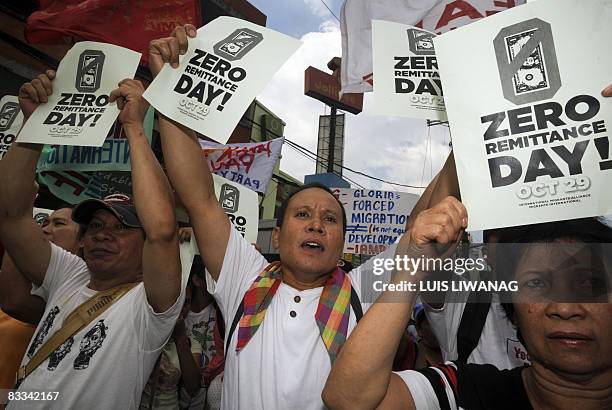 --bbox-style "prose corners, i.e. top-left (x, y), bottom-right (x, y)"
top-left (37, 107), bottom-right (154, 172)
top-left (200, 137), bottom-right (283, 193)
top-left (333, 187), bottom-right (419, 255)
top-left (183, 173), bottom-right (258, 248)
top-left (371, 21), bottom-right (446, 121)
top-left (0, 96), bottom-right (24, 160)
top-left (33, 207), bottom-right (54, 226)
top-left (17, 42), bottom-right (141, 147)
top-left (340, 0), bottom-right (525, 94)
top-left (434, 0), bottom-right (612, 230)
top-left (143, 17), bottom-right (301, 144)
